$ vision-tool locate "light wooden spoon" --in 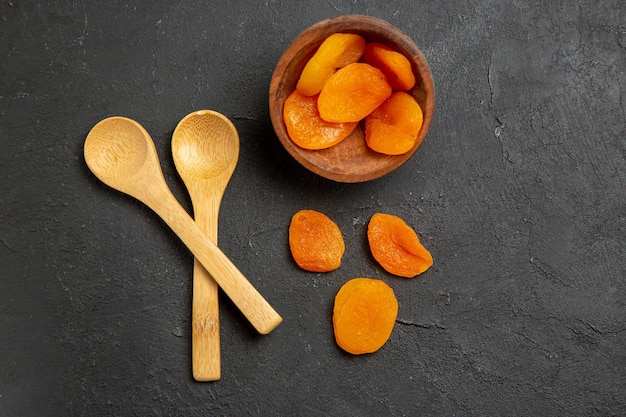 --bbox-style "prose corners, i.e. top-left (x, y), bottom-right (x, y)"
top-left (171, 110), bottom-right (239, 381)
top-left (84, 116), bottom-right (282, 336)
